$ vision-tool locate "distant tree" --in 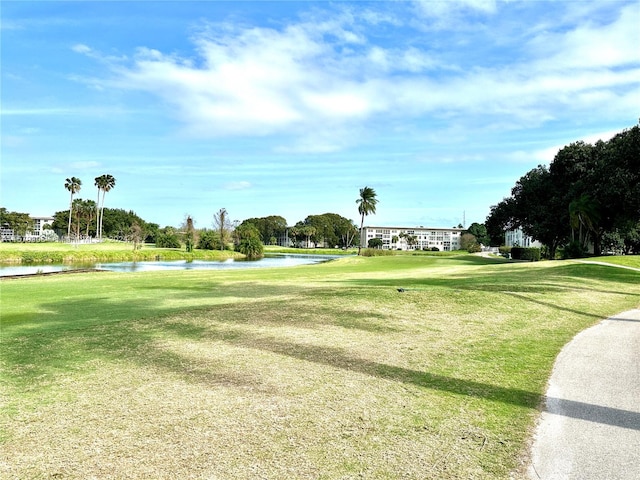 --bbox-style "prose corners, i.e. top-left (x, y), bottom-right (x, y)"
top-left (94, 174), bottom-right (116, 240)
top-left (213, 208), bottom-right (232, 250)
top-left (287, 226), bottom-right (300, 247)
top-left (485, 199), bottom-right (516, 246)
top-left (0, 209), bottom-right (32, 241)
top-left (129, 222), bottom-right (143, 250)
top-left (234, 224), bottom-right (264, 259)
top-left (296, 213), bottom-right (356, 248)
top-left (239, 215), bottom-right (288, 244)
top-left (156, 231), bottom-right (181, 248)
top-left (40, 229), bottom-right (59, 242)
top-left (100, 208), bottom-right (146, 240)
top-left (300, 225), bottom-right (316, 248)
top-left (368, 237), bottom-right (383, 249)
top-left (144, 223), bottom-right (160, 243)
top-left (64, 177), bottom-right (82, 239)
top-left (197, 229), bottom-right (219, 250)
top-left (459, 233), bottom-right (478, 251)
top-left (466, 222), bottom-right (490, 246)
top-left (356, 186), bottom-right (378, 255)
top-left (72, 198), bottom-right (96, 238)
top-left (183, 215), bottom-right (196, 252)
